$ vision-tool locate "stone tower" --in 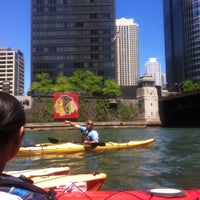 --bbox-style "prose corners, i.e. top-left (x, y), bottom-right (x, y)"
top-left (136, 75), bottom-right (161, 124)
